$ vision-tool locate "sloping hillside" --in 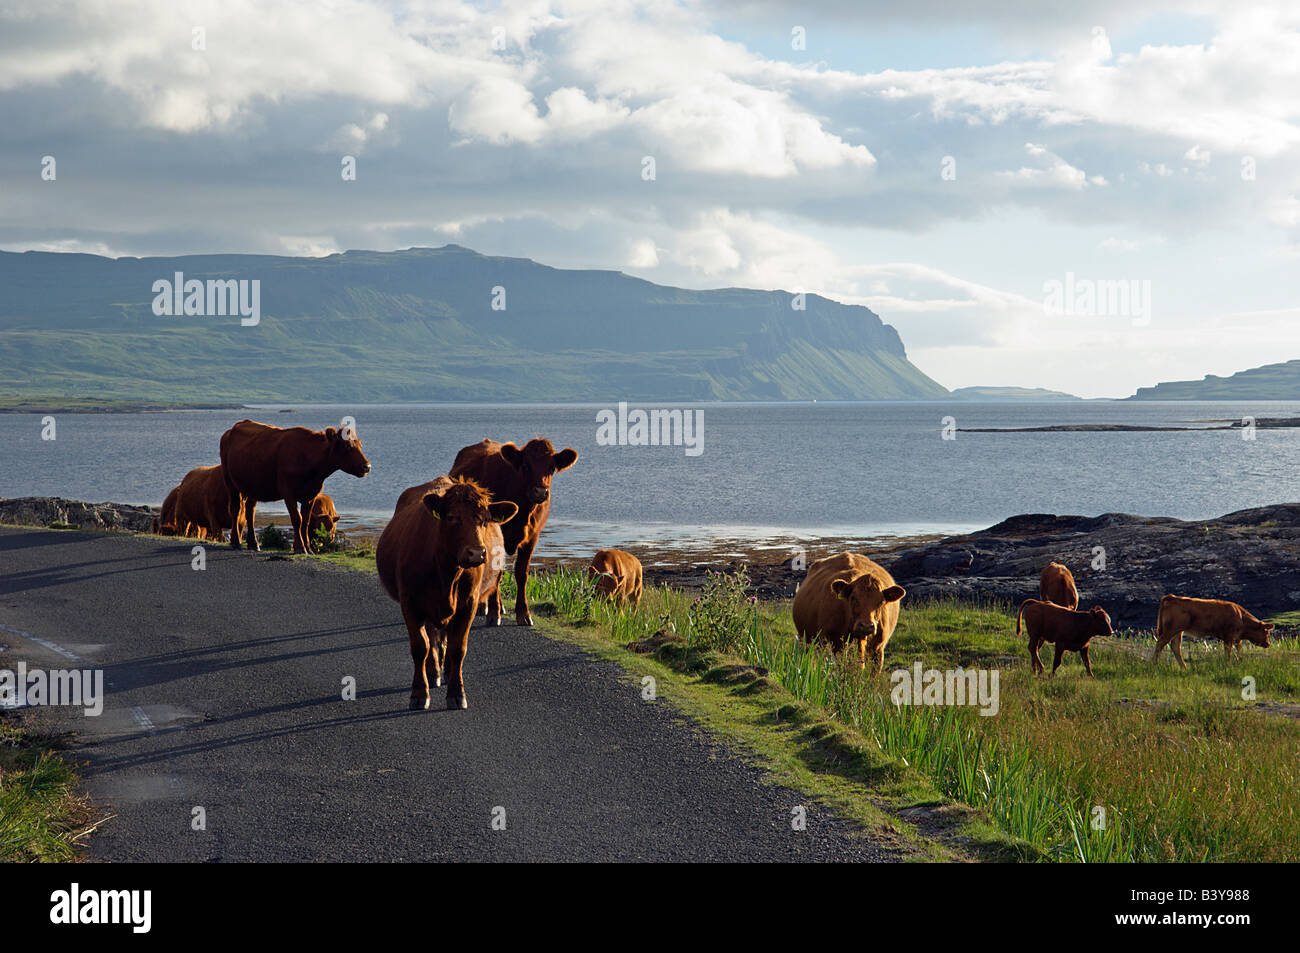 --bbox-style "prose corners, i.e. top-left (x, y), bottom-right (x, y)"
top-left (0, 245), bottom-right (947, 402)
